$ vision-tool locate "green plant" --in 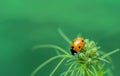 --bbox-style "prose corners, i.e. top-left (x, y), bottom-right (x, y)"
top-left (31, 29), bottom-right (120, 76)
